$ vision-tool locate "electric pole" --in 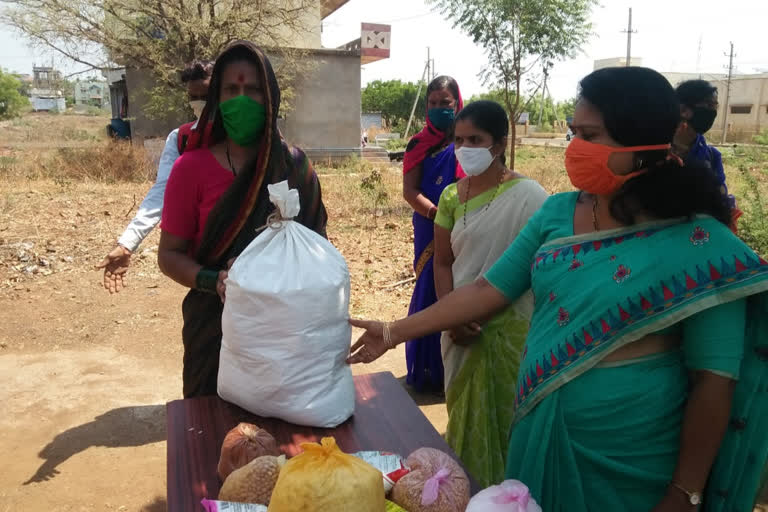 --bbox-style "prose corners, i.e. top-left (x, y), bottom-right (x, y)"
top-left (621, 8), bottom-right (637, 66)
top-left (721, 42), bottom-right (735, 144)
top-left (427, 47), bottom-right (431, 82)
top-left (405, 57), bottom-right (430, 140)
top-left (696, 35), bottom-right (703, 77)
